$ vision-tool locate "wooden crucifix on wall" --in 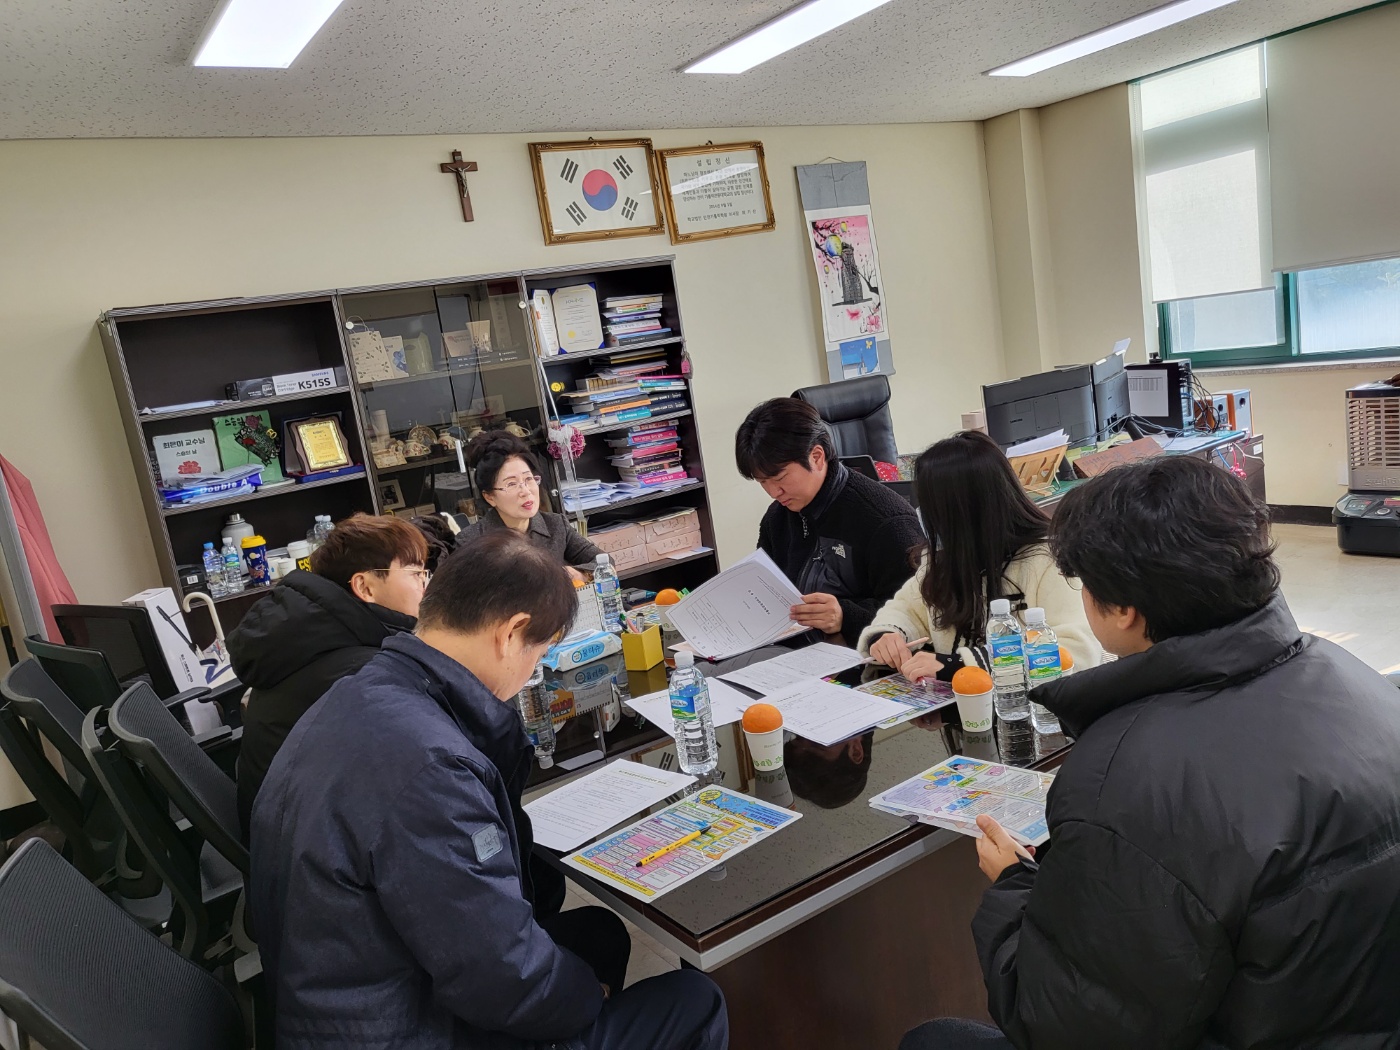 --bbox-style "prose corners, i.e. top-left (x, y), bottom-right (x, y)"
top-left (439, 150), bottom-right (479, 222)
